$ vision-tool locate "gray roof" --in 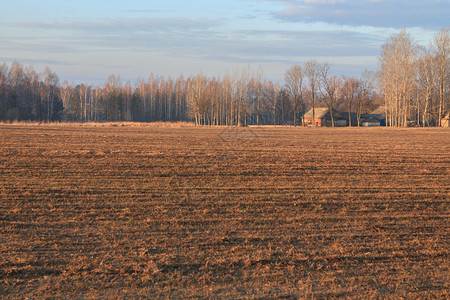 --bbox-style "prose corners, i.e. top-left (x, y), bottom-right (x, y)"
top-left (370, 106), bottom-right (386, 115)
